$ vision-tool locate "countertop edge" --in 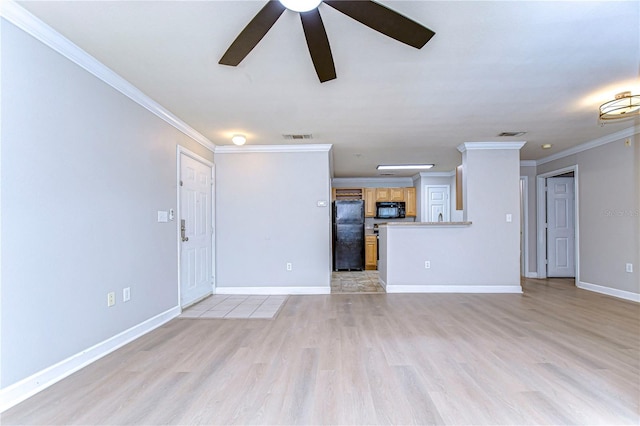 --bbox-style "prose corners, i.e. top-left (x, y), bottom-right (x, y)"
top-left (379, 221), bottom-right (472, 227)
